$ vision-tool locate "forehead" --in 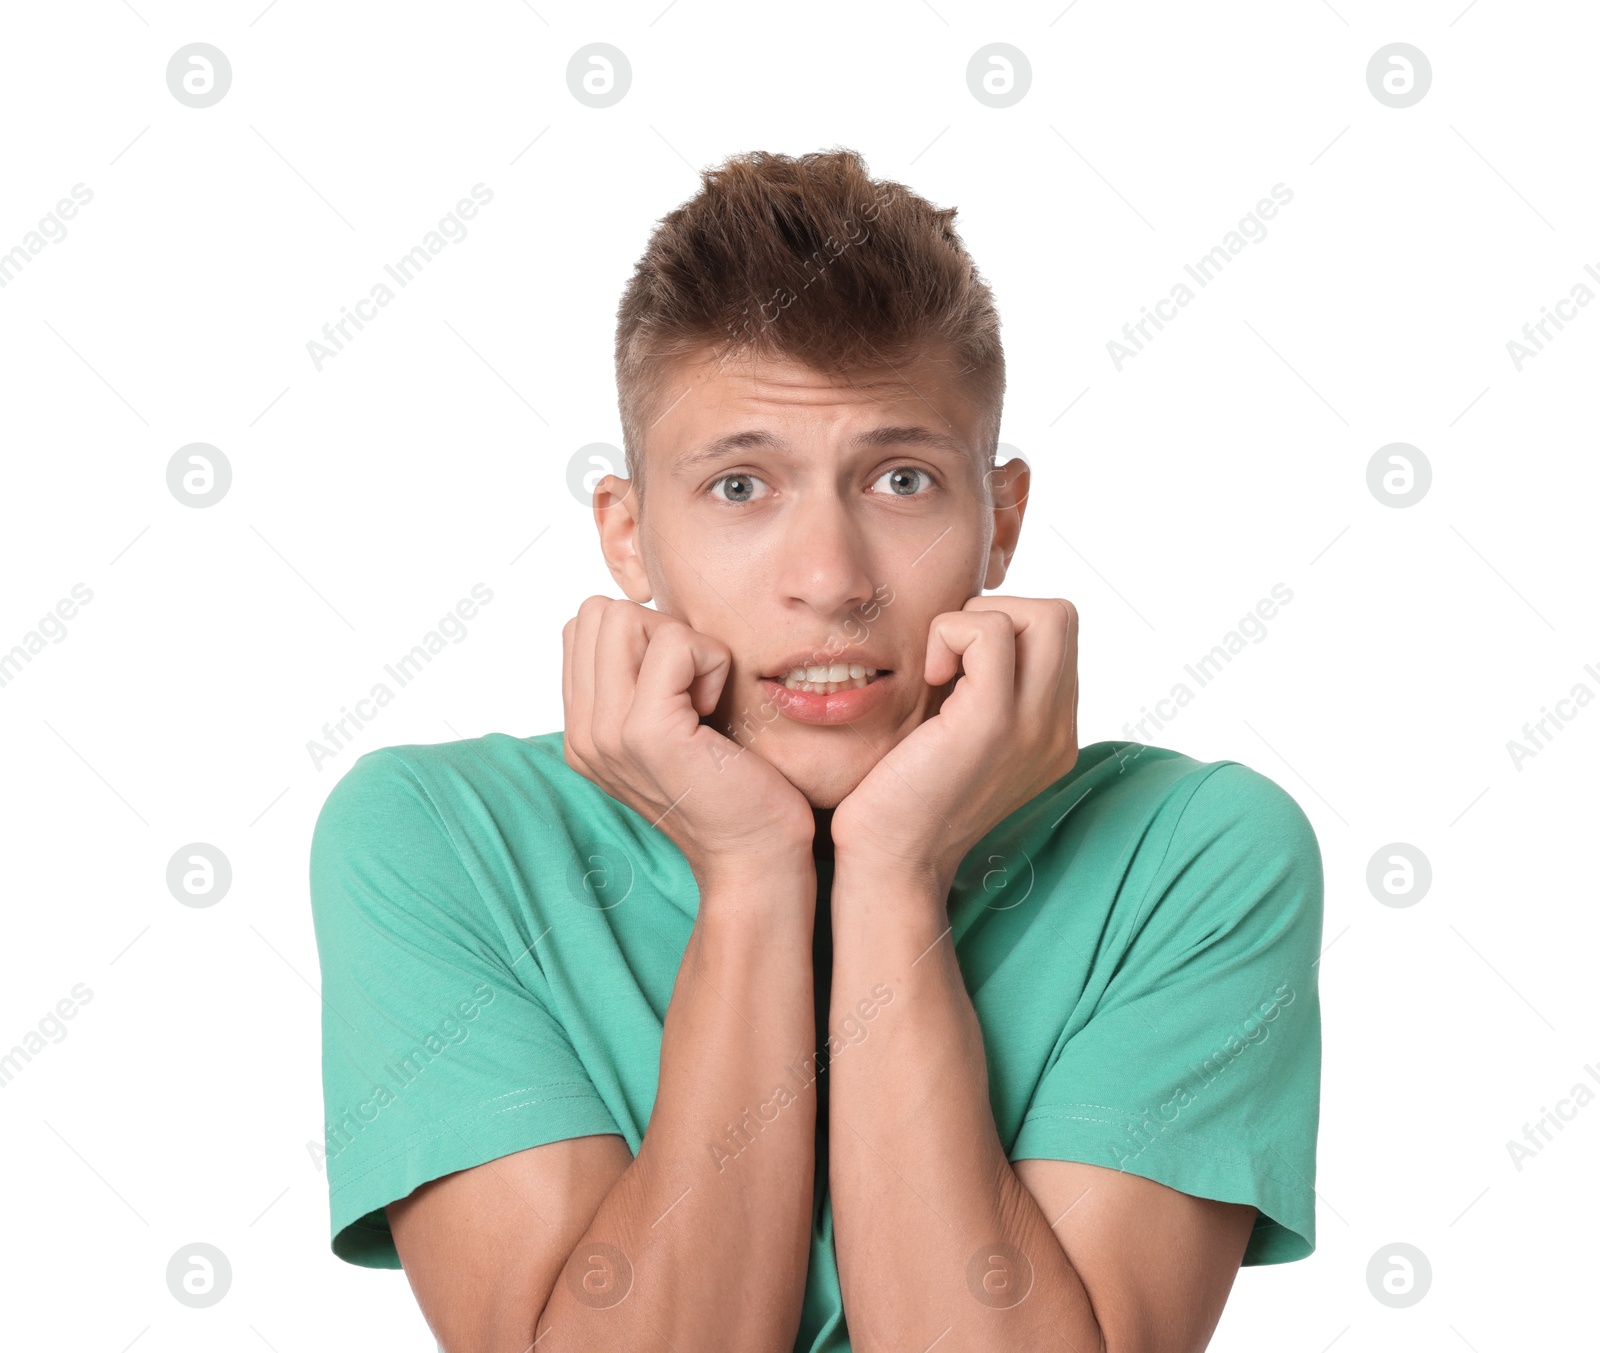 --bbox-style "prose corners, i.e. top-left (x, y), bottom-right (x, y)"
top-left (646, 346), bottom-right (984, 475)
